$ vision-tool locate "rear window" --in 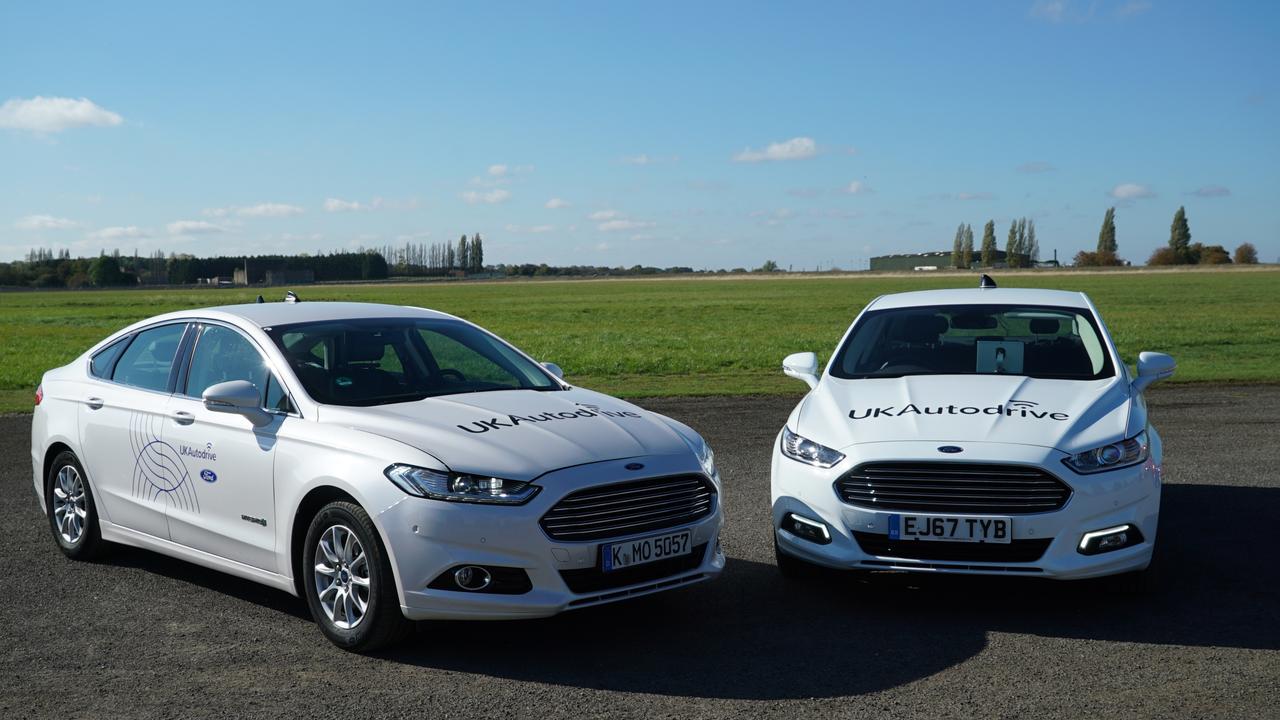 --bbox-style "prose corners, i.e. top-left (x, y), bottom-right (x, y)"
top-left (90, 336), bottom-right (130, 379)
top-left (830, 304), bottom-right (1114, 381)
